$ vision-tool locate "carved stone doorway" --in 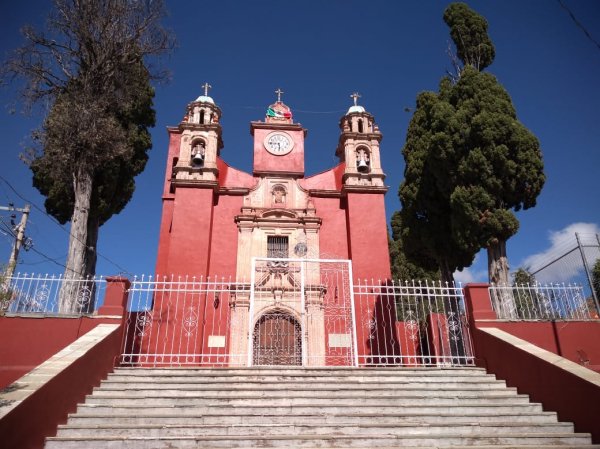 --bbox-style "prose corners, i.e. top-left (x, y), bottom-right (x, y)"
top-left (252, 312), bottom-right (302, 366)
